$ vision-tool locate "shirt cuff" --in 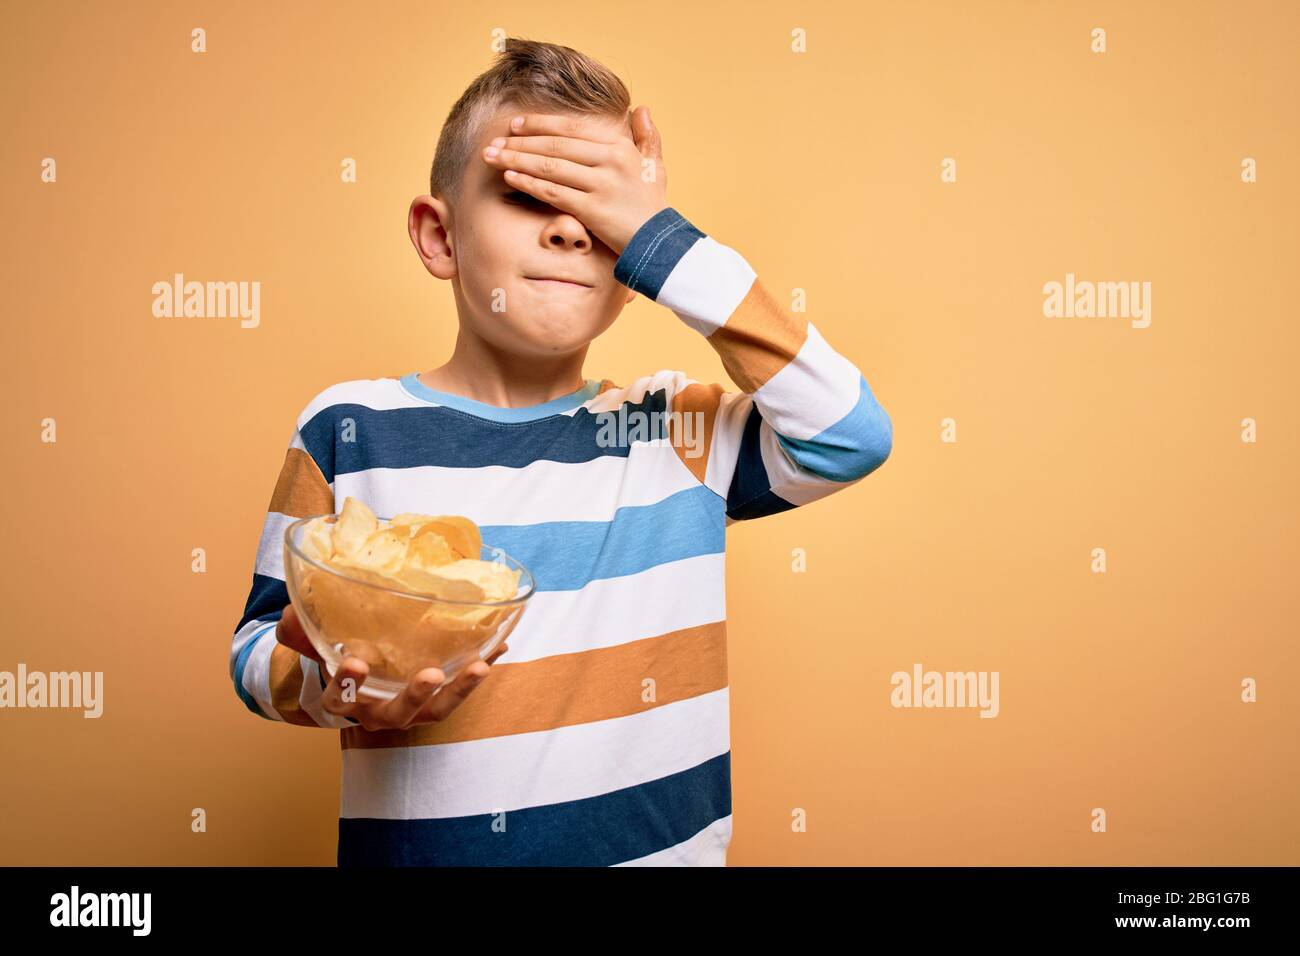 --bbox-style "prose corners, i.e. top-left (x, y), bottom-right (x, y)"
top-left (612, 206), bottom-right (705, 299)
